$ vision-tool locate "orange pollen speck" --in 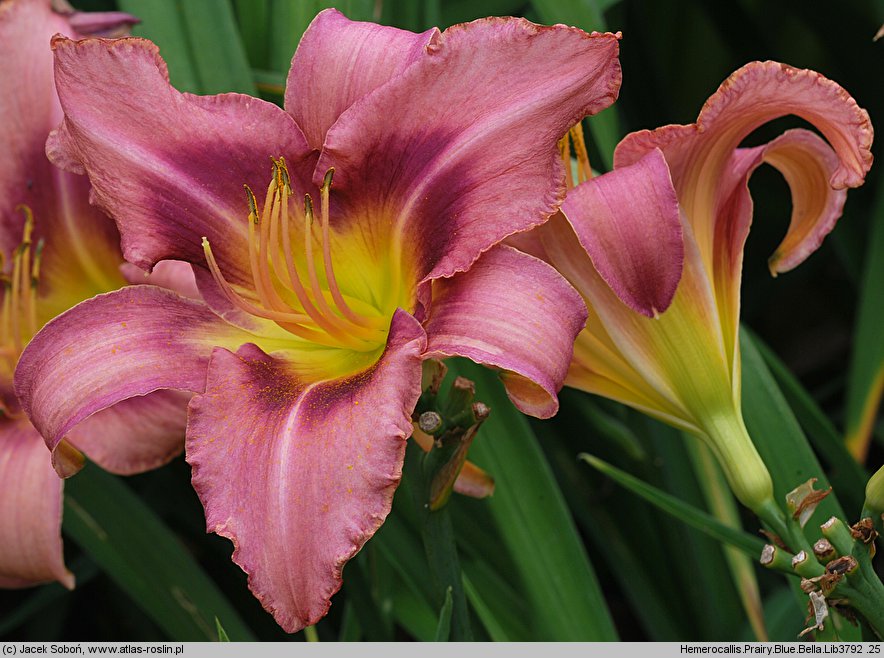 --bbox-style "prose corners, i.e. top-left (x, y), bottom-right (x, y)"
top-left (202, 158), bottom-right (386, 352)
